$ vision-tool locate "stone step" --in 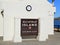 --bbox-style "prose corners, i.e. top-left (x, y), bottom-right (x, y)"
top-left (22, 35), bottom-right (37, 39)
